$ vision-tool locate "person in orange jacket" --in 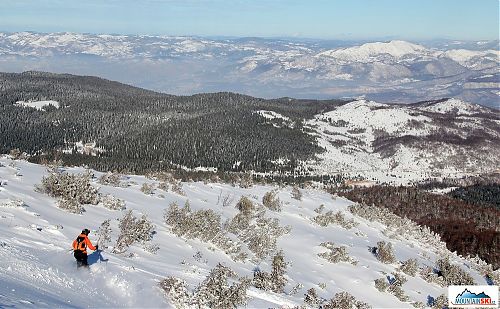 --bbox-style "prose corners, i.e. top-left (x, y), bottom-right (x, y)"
top-left (72, 228), bottom-right (98, 267)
